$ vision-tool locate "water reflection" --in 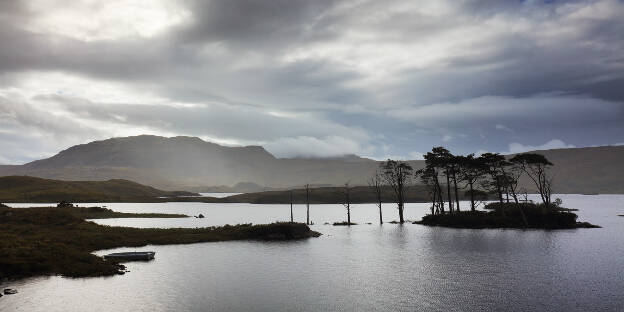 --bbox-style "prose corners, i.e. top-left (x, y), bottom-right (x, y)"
top-left (2, 195), bottom-right (624, 311)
